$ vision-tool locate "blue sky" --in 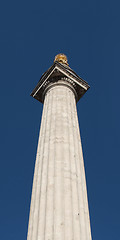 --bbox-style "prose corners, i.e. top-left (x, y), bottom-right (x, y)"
top-left (0, 0), bottom-right (120, 239)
